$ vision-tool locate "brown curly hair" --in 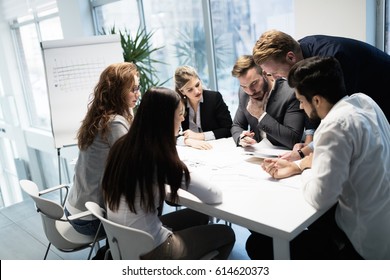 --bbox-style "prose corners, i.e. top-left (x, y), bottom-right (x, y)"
top-left (77, 62), bottom-right (139, 150)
